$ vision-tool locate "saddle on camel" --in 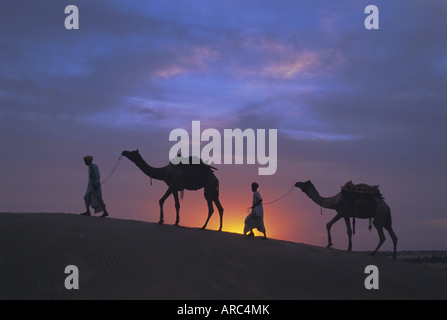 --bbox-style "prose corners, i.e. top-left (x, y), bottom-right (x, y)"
top-left (341, 180), bottom-right (383, 234)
